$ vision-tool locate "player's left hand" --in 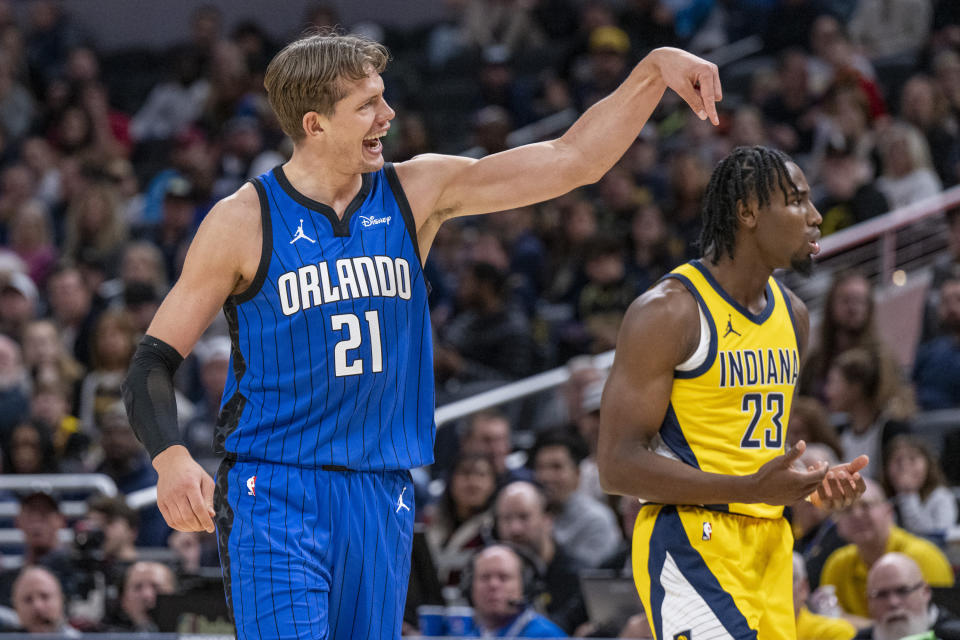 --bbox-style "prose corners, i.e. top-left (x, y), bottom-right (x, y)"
top-left (647, 47), bottom-right (722, 125)
top-left (807, 455), bottom-right (869, 510)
